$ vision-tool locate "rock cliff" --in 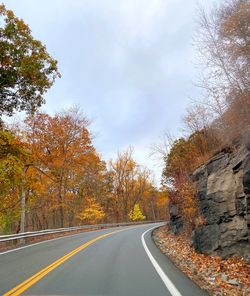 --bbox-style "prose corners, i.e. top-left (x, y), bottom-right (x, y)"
top-left (191, 144), bottom-right (250, 261)
top-left (168, 140), bottom-right (250, 262)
